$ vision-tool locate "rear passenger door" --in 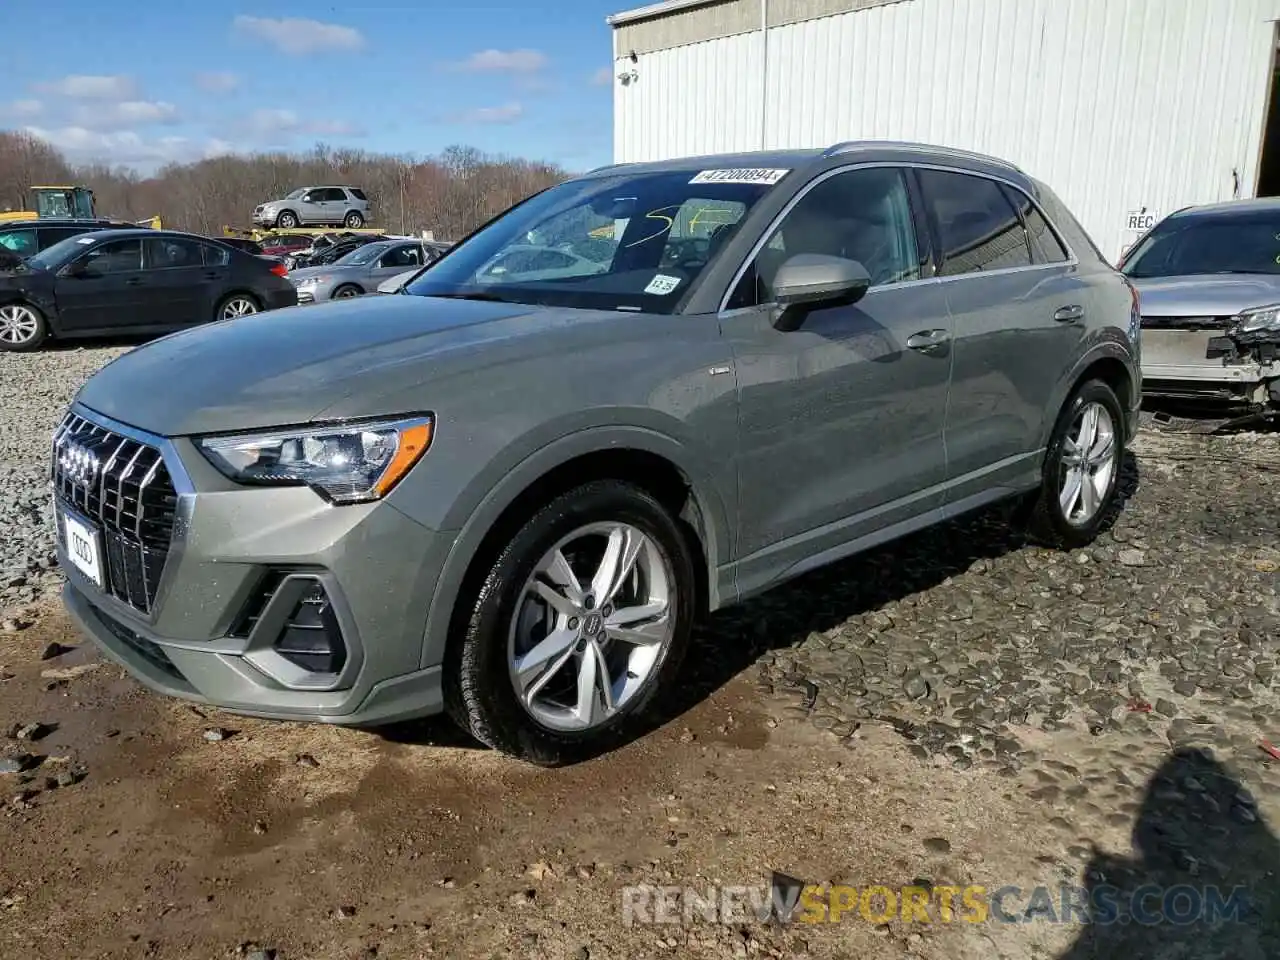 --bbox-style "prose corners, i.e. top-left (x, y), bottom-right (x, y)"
top-left (915, 168), bottom-right (1085, 507)
top-left (143, 236), bottom-right (212, 327)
